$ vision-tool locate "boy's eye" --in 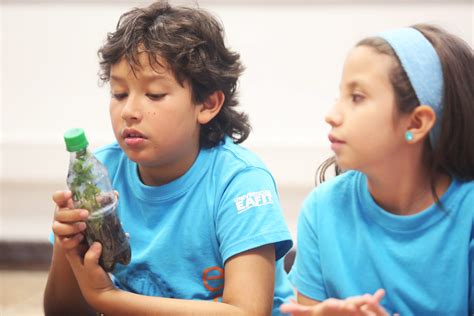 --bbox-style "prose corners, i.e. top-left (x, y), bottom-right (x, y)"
top-left (147, 93), bottom-right (166, 101)
top-left (111, 92), bottom-right (128, 100)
